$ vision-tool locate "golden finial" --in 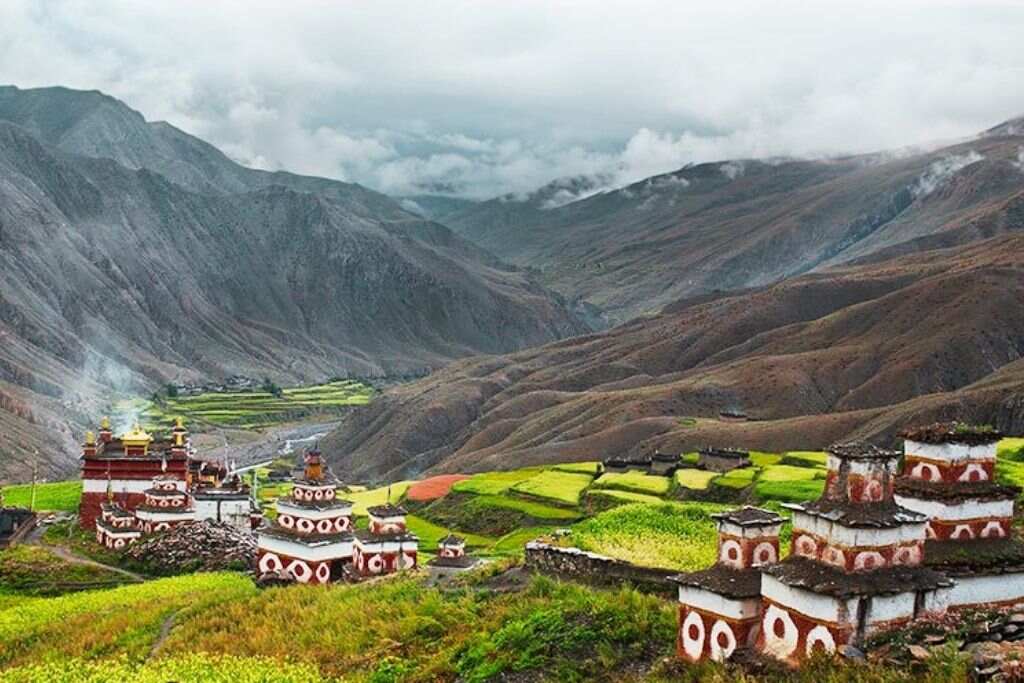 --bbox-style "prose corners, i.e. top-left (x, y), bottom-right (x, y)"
top-left (100, 416), bottom-right (111, 430)
top-left (85, 430), bottom-right (95, 445)
top-left (175, 416), bottom-right (185, 429)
